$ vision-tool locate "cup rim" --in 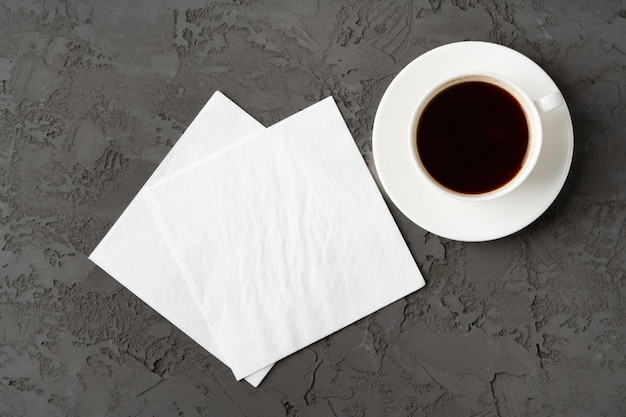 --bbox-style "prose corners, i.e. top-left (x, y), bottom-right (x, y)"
top-left (408, 71), bottom-right (543, 202)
